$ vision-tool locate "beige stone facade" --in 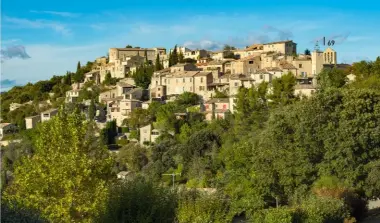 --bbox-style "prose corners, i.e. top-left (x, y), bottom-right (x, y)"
top-left (150, 64), bottom-right (214, 100)
top-left (262, 40), bottom-right (297, 55)
top-left (203, 98), bottom-right (230, 121)
top-left (25, 115), bottom-right (41, 129)
top-left (139, 124), bottom-right (160, 145)
top-left (109, 47), bottom-right (166, 64)
top-left (41, 108), bottom-right (58, 123)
